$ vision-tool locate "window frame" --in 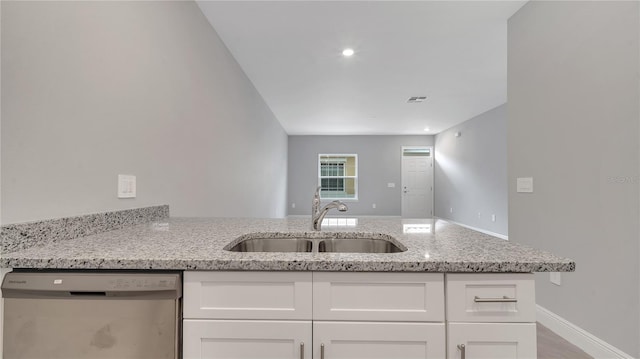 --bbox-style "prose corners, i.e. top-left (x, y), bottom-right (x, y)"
top-left (318, 153), bottom-right (358, 201)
